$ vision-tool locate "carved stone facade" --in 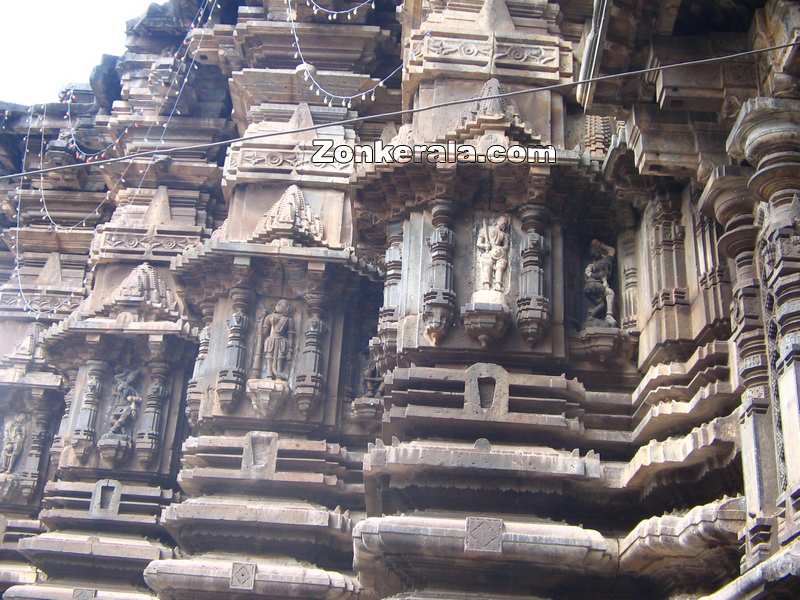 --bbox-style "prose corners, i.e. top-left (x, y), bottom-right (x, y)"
top-left (0, 0), bottom-right (800, 598)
